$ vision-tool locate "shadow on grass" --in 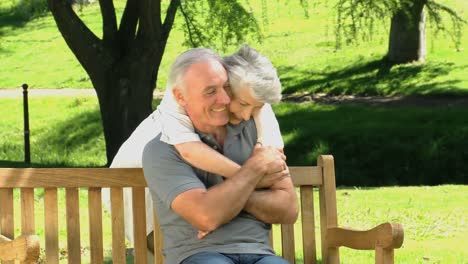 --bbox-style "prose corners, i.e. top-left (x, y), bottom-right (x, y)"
top-left (0, 8), bottom-right (29, 32)
top-left (0, 2), bottom-right (49, 34)
top-left (1, 98), bottom-right (163, 168)
top-left (276, 103), bottom-right (468, 186)
top-left (31, 107), bottom-right (105, 167)
top-left (279, 58), bottom-right (468, 96)
top-left (0, 106), bottom-right (106, 168)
